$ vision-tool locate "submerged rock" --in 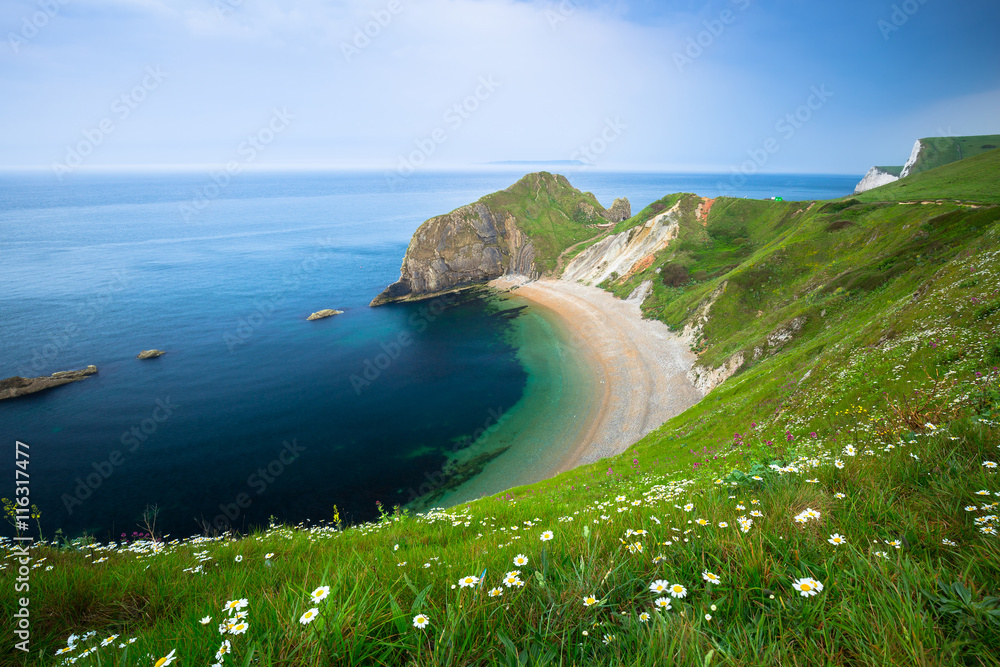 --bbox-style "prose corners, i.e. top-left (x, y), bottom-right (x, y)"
top-left (307, 309), bottom-right (343, 321)
top-left (0, 365), bottom-right (98, 401)
top-left (137, 349), bottom-right (166, 359)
